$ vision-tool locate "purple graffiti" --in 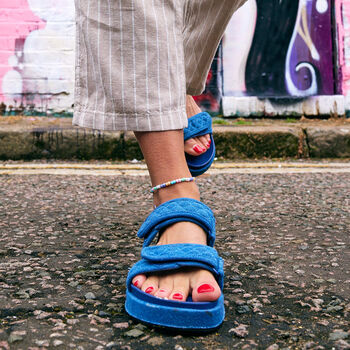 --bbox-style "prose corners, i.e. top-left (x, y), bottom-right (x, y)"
top-left (286, 0), bottom-right (334, 96)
